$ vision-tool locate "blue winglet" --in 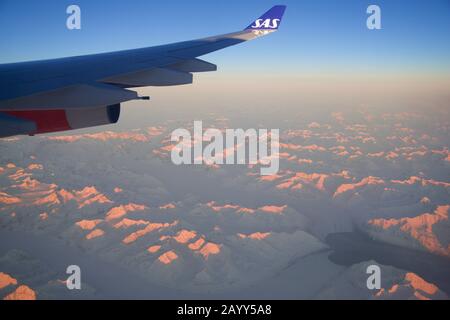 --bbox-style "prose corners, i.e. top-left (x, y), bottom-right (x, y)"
top-left (245, 5), bottom-right (287, 30)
